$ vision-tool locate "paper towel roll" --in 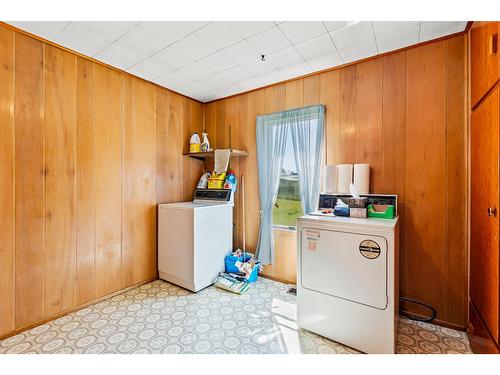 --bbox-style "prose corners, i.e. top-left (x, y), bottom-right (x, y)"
top-left (323, 165), bottom-right (338, 193)
top-left (336, 164), bottom-right (353, 194)
top-left (353, 163), bottom-right (370, 194)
